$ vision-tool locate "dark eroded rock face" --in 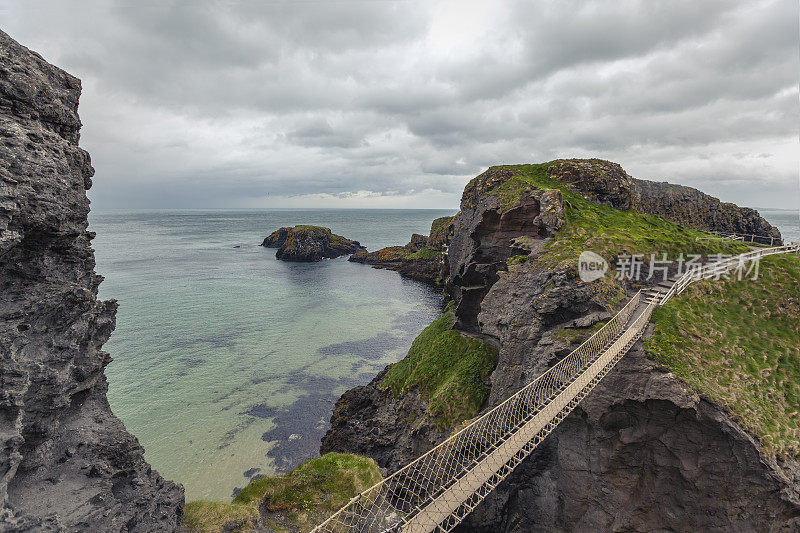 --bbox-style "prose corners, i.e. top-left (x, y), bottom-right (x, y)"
top-left (547, 159), bottom-right (636, 210)
top-left (632, 178), bottom-right (782, 242)
top-left (456, 340), bottom-right (800, 532)
top-left (548, 159), bottom-right (781, 240)
top-left (0, 31), bottom-right (184, 531)
top-left (320, 368), bottom-right (448, 472)
top-left (448, 168), bottom-right (565, 331)
top-left (261, 226), bottom-right (290, 247)
top-left (261, 225), bottom-right (364, 262)
top-left (477, 265), bottom-right (607, 408)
